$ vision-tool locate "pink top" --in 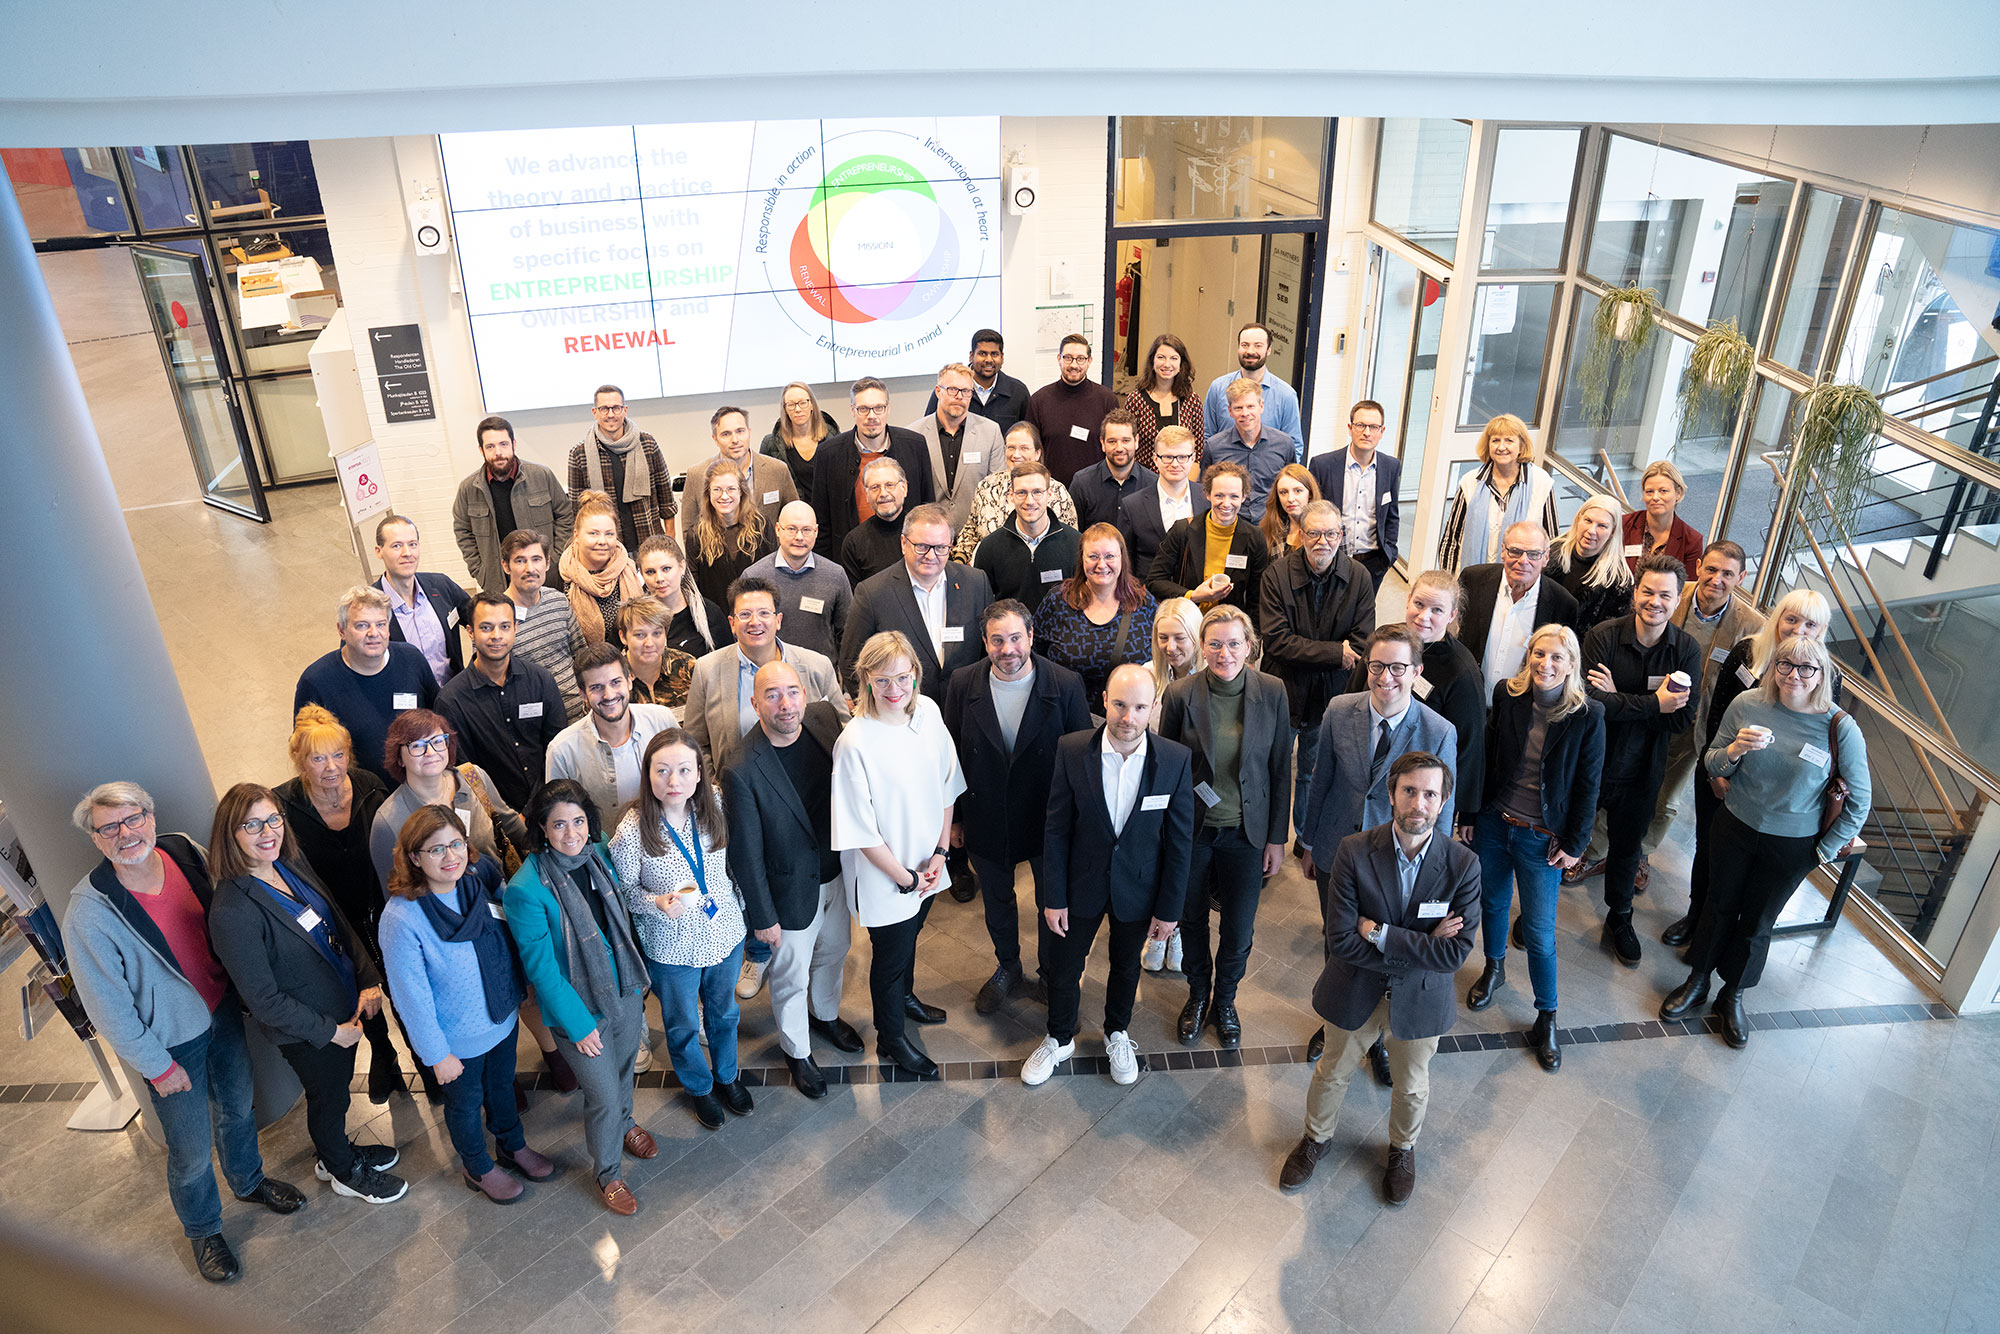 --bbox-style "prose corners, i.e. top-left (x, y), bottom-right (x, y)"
top-left (133, 854), bottom-right (229, 1012)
